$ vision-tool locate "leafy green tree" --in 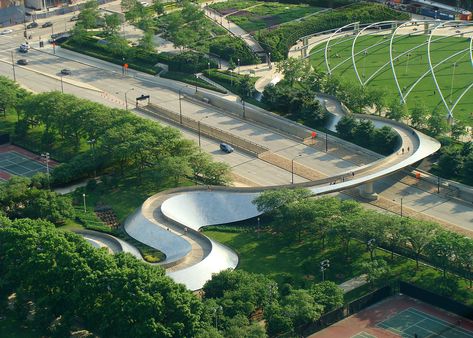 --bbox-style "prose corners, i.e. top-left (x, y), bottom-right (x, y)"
top-left (139, 30), bottom-right (155, 53)
top-left (252, 188), bottom-right (311, 214)
top-left (283, 289), bottom-right (324, 328)
top-left (427, 109), bottom-right (448, 136)
top-left (353, 119), bottom-right (375, 148)
top-left (309, 197), bottom-right (340, 249)
top-left (361, 258), bottom-right (390, 288)
top-left (405, 219), bottom-right (439, 269)
top-left (372, 126), bottom-right (399, 155)
top-left (104, 13), bottom-right (123, 36)
top-left (437, 146), bottom-right (463, 177)
top-left (336, 114), bottom-right (357, 140)
top-left (152, 0), bottom-right (165, 15)
top-left (462, 153), bottom-right (473, 184)
top-left (367, 87), bottom-right (387, 115)
top-left (451, 121), bottom-right (467, 140)
top-left (457, 237), bottom-right (473, 288)
top-left (78, 0), bottom-right (100, 28)
top-left (159, 156), bottom-right (192, 184)
top-left (309, 281), bottom-right (343, 312)
top-left (410, 103), bottom-right (428, 129)
top-left (386, 99), bottom-right (407, 121)
top-left (237, 75), bottom-right (254, 98)
top-left (276, 57), bottom-right (312, 87)
top-left (427, 230), bottom-right (460, 278)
